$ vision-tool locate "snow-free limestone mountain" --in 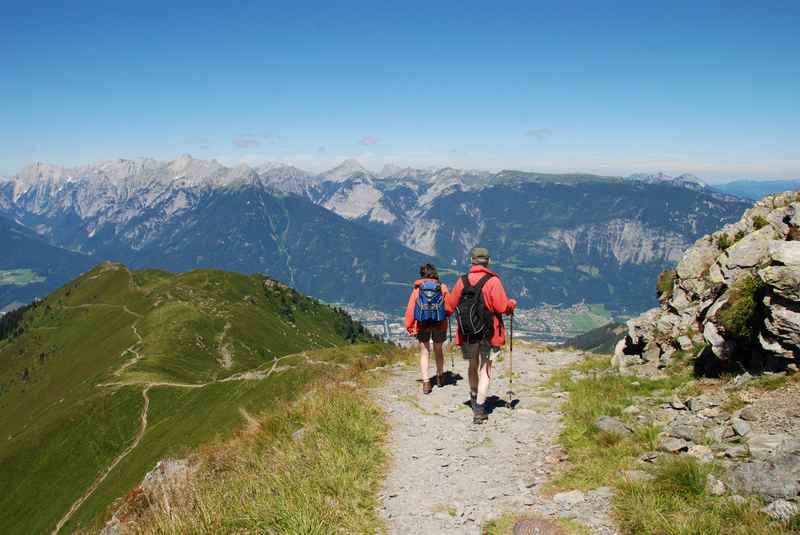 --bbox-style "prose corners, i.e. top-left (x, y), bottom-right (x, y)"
top-left (1, 156), bottom-right (751, 314)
